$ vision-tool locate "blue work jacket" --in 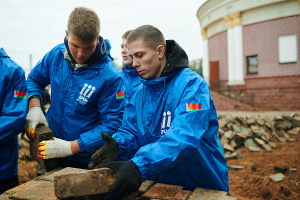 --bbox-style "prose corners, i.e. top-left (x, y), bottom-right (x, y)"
top-left (0, 48), bottom-right (28, 180)
top-left (114, 68), bottom-right (229, 193)
top-left (119, 67), bottom-right (141, 102)
top-left (27, 40), bottom-right (124, 163)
